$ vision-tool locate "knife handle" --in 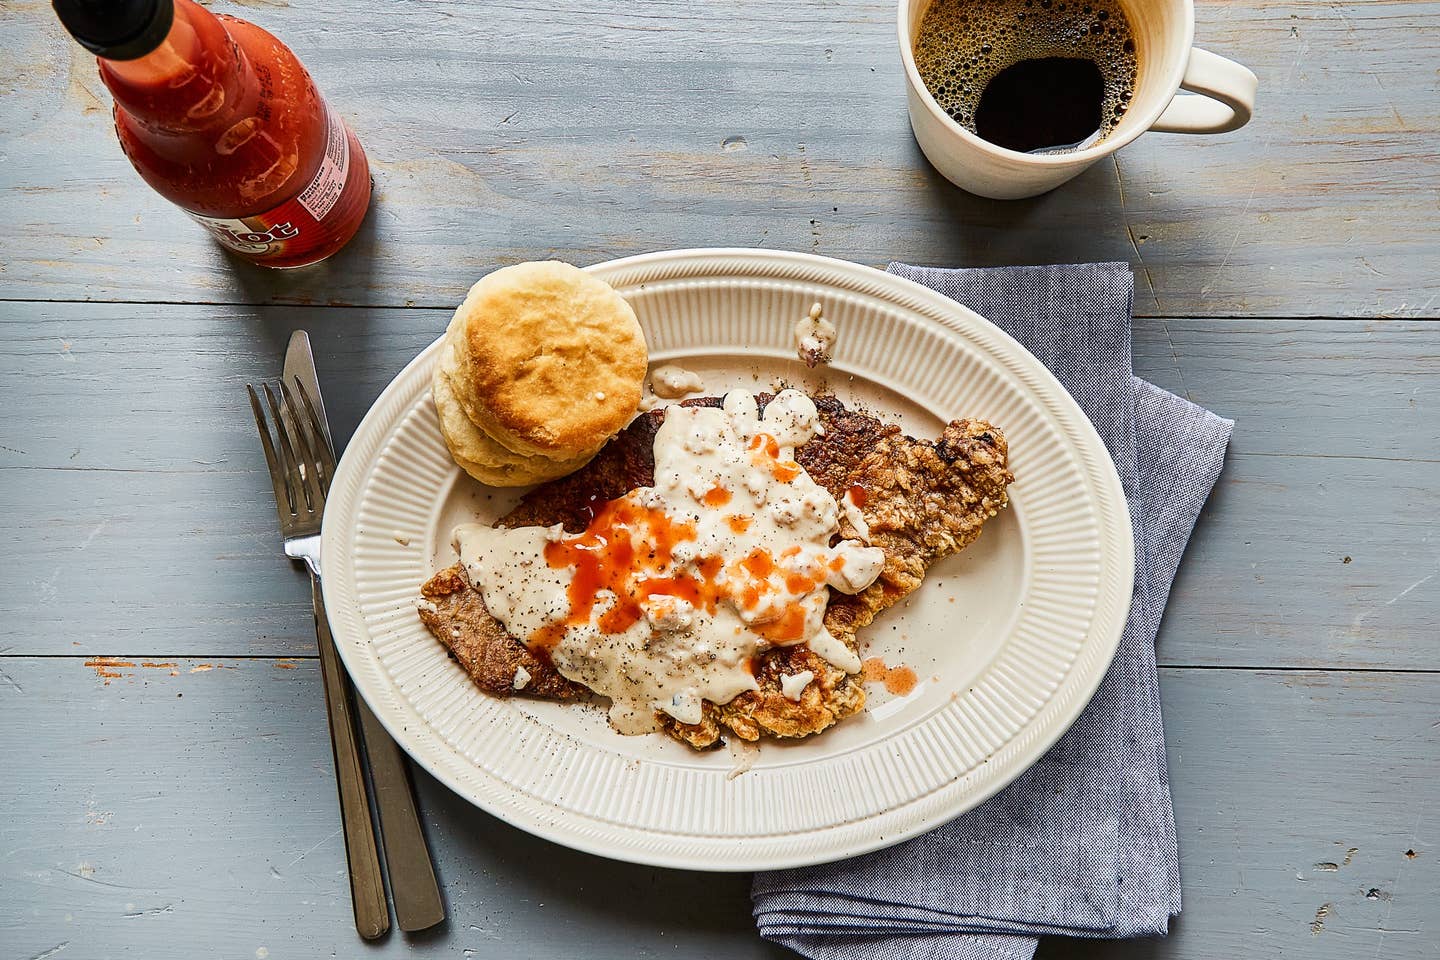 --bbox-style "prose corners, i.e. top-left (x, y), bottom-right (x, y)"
top-left (311, 574), bottom-right (390, 940)
top-left (356, 699), bottom-right (447, 931)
